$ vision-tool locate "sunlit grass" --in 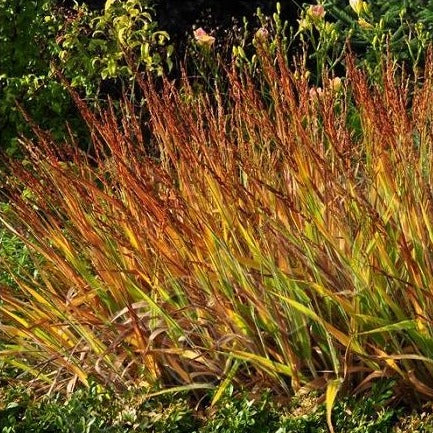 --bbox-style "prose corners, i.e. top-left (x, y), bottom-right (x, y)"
top-left (2, 45), bottom-right (433, 404)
